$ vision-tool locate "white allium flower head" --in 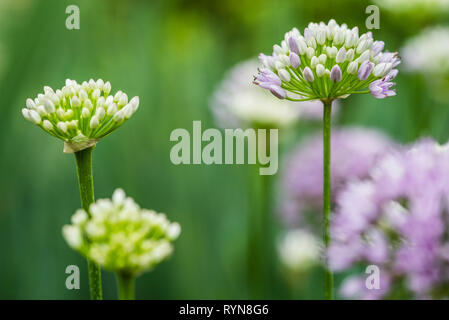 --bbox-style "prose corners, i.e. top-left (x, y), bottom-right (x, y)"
top-left (254, 20), bottom-right (400, 101)
top-left (62, 188), bottom-right (181, 276)
top-left (402, 26), bottom-right (449, 75)
top-left (22, 79), bottom-right (140, 153)
top-left (211, 59), bottom-right (333, 128)
top-left (278, 229), bottom-right (322, 272)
